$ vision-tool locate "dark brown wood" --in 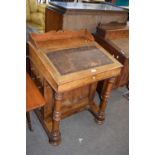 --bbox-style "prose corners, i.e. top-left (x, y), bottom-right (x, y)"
top-left (28, 30), bottom-right (122, 145)
top-left (26, 43), bottom-right (31, 74)
top-left (95, 23), bottom-right (129, 89)
top-left (45, 7), bottom-right (63, 32)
